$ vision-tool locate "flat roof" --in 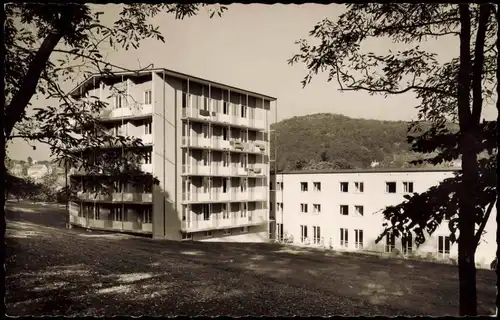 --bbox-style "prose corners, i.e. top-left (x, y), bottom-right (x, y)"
top-left (273, 167), bottom-right (460, 175)
top-left (69, 68), bottom-right (277, 100)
